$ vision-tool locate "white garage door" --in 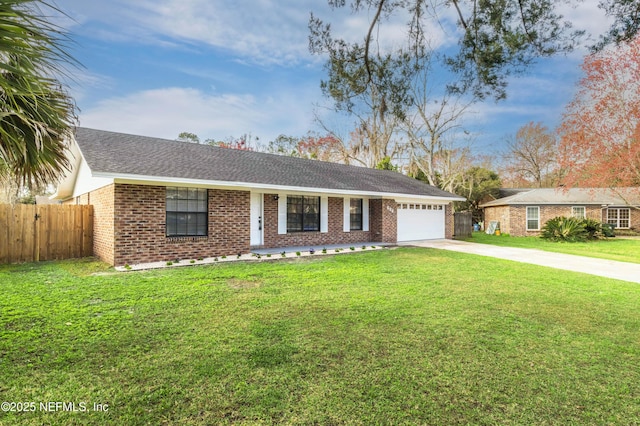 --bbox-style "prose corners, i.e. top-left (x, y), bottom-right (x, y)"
top-left (397, 203), bottom-right (445, 241)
